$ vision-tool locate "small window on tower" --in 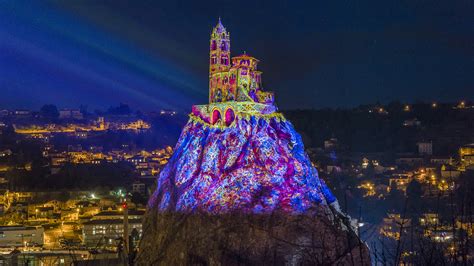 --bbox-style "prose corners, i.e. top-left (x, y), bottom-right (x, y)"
top-left (221, 56), bottom-right (228, 65)
top-left (221, 41), bottom-right (227, 51)
top-left (211, 40), bottom-right (217, 50)
top-left (211, 55), bottom-right (217, 65)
